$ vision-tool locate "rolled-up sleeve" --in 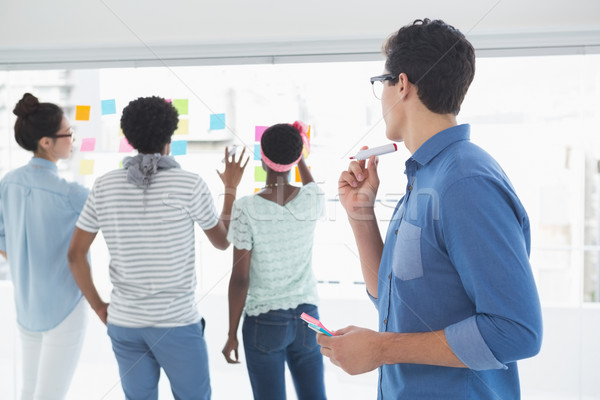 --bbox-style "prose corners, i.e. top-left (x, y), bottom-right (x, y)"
top-left (441, 176), bottom-right (543, 369)
top-left (445, 316), bottom-right (506, 370)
